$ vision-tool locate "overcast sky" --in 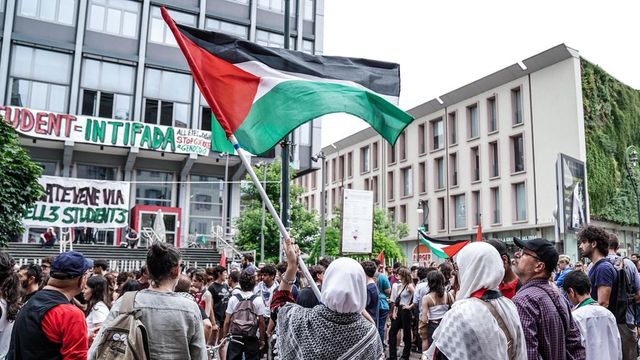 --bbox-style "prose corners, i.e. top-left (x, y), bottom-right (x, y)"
top-left (319, 0), bottom-right (640, 146)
